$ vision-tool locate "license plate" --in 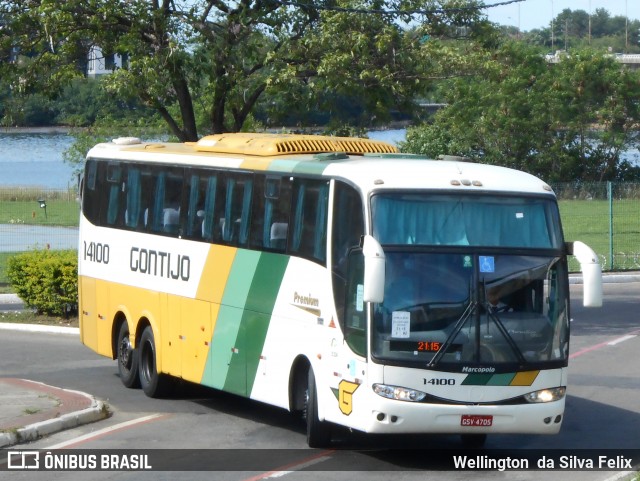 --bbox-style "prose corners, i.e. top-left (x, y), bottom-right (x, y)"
top-left (461, 414), bottom-right (493, 427)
